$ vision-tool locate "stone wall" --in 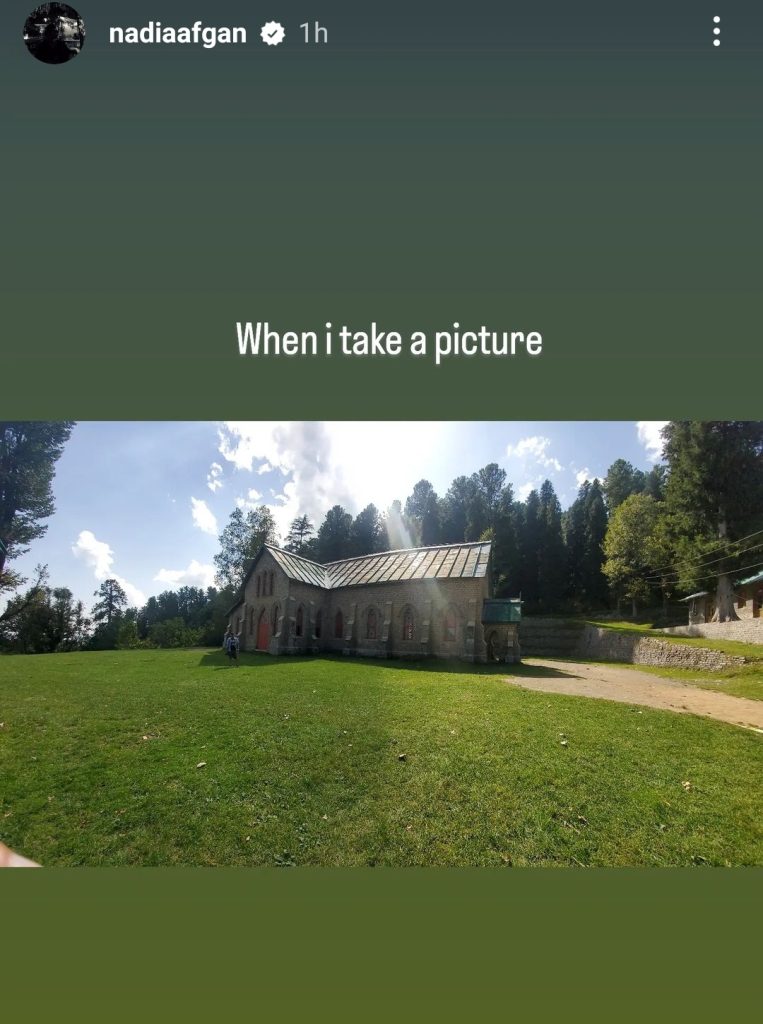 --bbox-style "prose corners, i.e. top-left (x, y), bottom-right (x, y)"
top-left (519, 617), bottom-right (751, 670)
top-left (661, 619), bottom-right (763, 646)
top-left (576, 626), bottom-right (746, 670)
top-left (518, 618), bottom-right (585, 657)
